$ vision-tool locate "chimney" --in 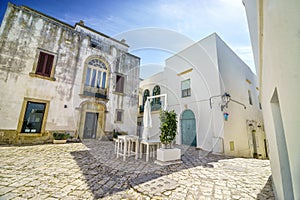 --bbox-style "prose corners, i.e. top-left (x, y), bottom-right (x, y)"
top-left (78, 20), bottom-right (84, 26)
